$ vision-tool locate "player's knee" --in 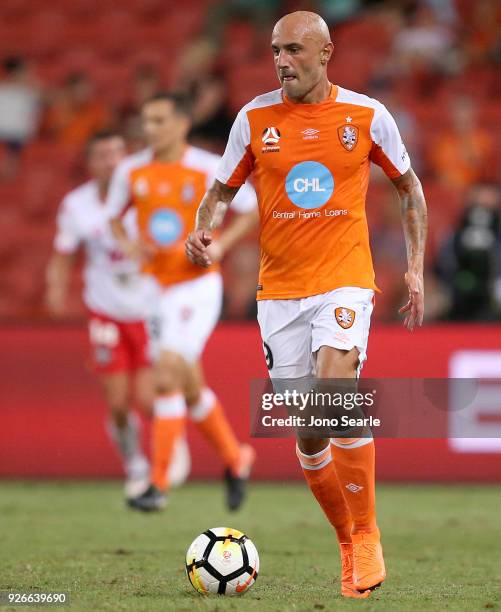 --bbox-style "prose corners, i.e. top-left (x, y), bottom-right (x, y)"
top-left (155, 377), bottom-right (177, 395)
top-left (155, 351), bottom-right (186, 394)
top-left (108, 404), bottom-right (129, 428)
top-left (135, 392), bottom-right (153, 417)
top-left (185, 388), bottom-right (201, 408)
top-left (297, 437), bottom-right (330, 456)
top-left (134, 377), bottom-right (154, 416)
top-left (184, 370), bottom-right (203, 407)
